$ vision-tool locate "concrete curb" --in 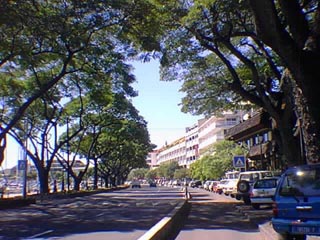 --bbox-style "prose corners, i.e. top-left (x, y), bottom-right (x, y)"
top-left (259, 221), bottom-right (279, 240)
top-left (137, 200), bottom-right (191, 240)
